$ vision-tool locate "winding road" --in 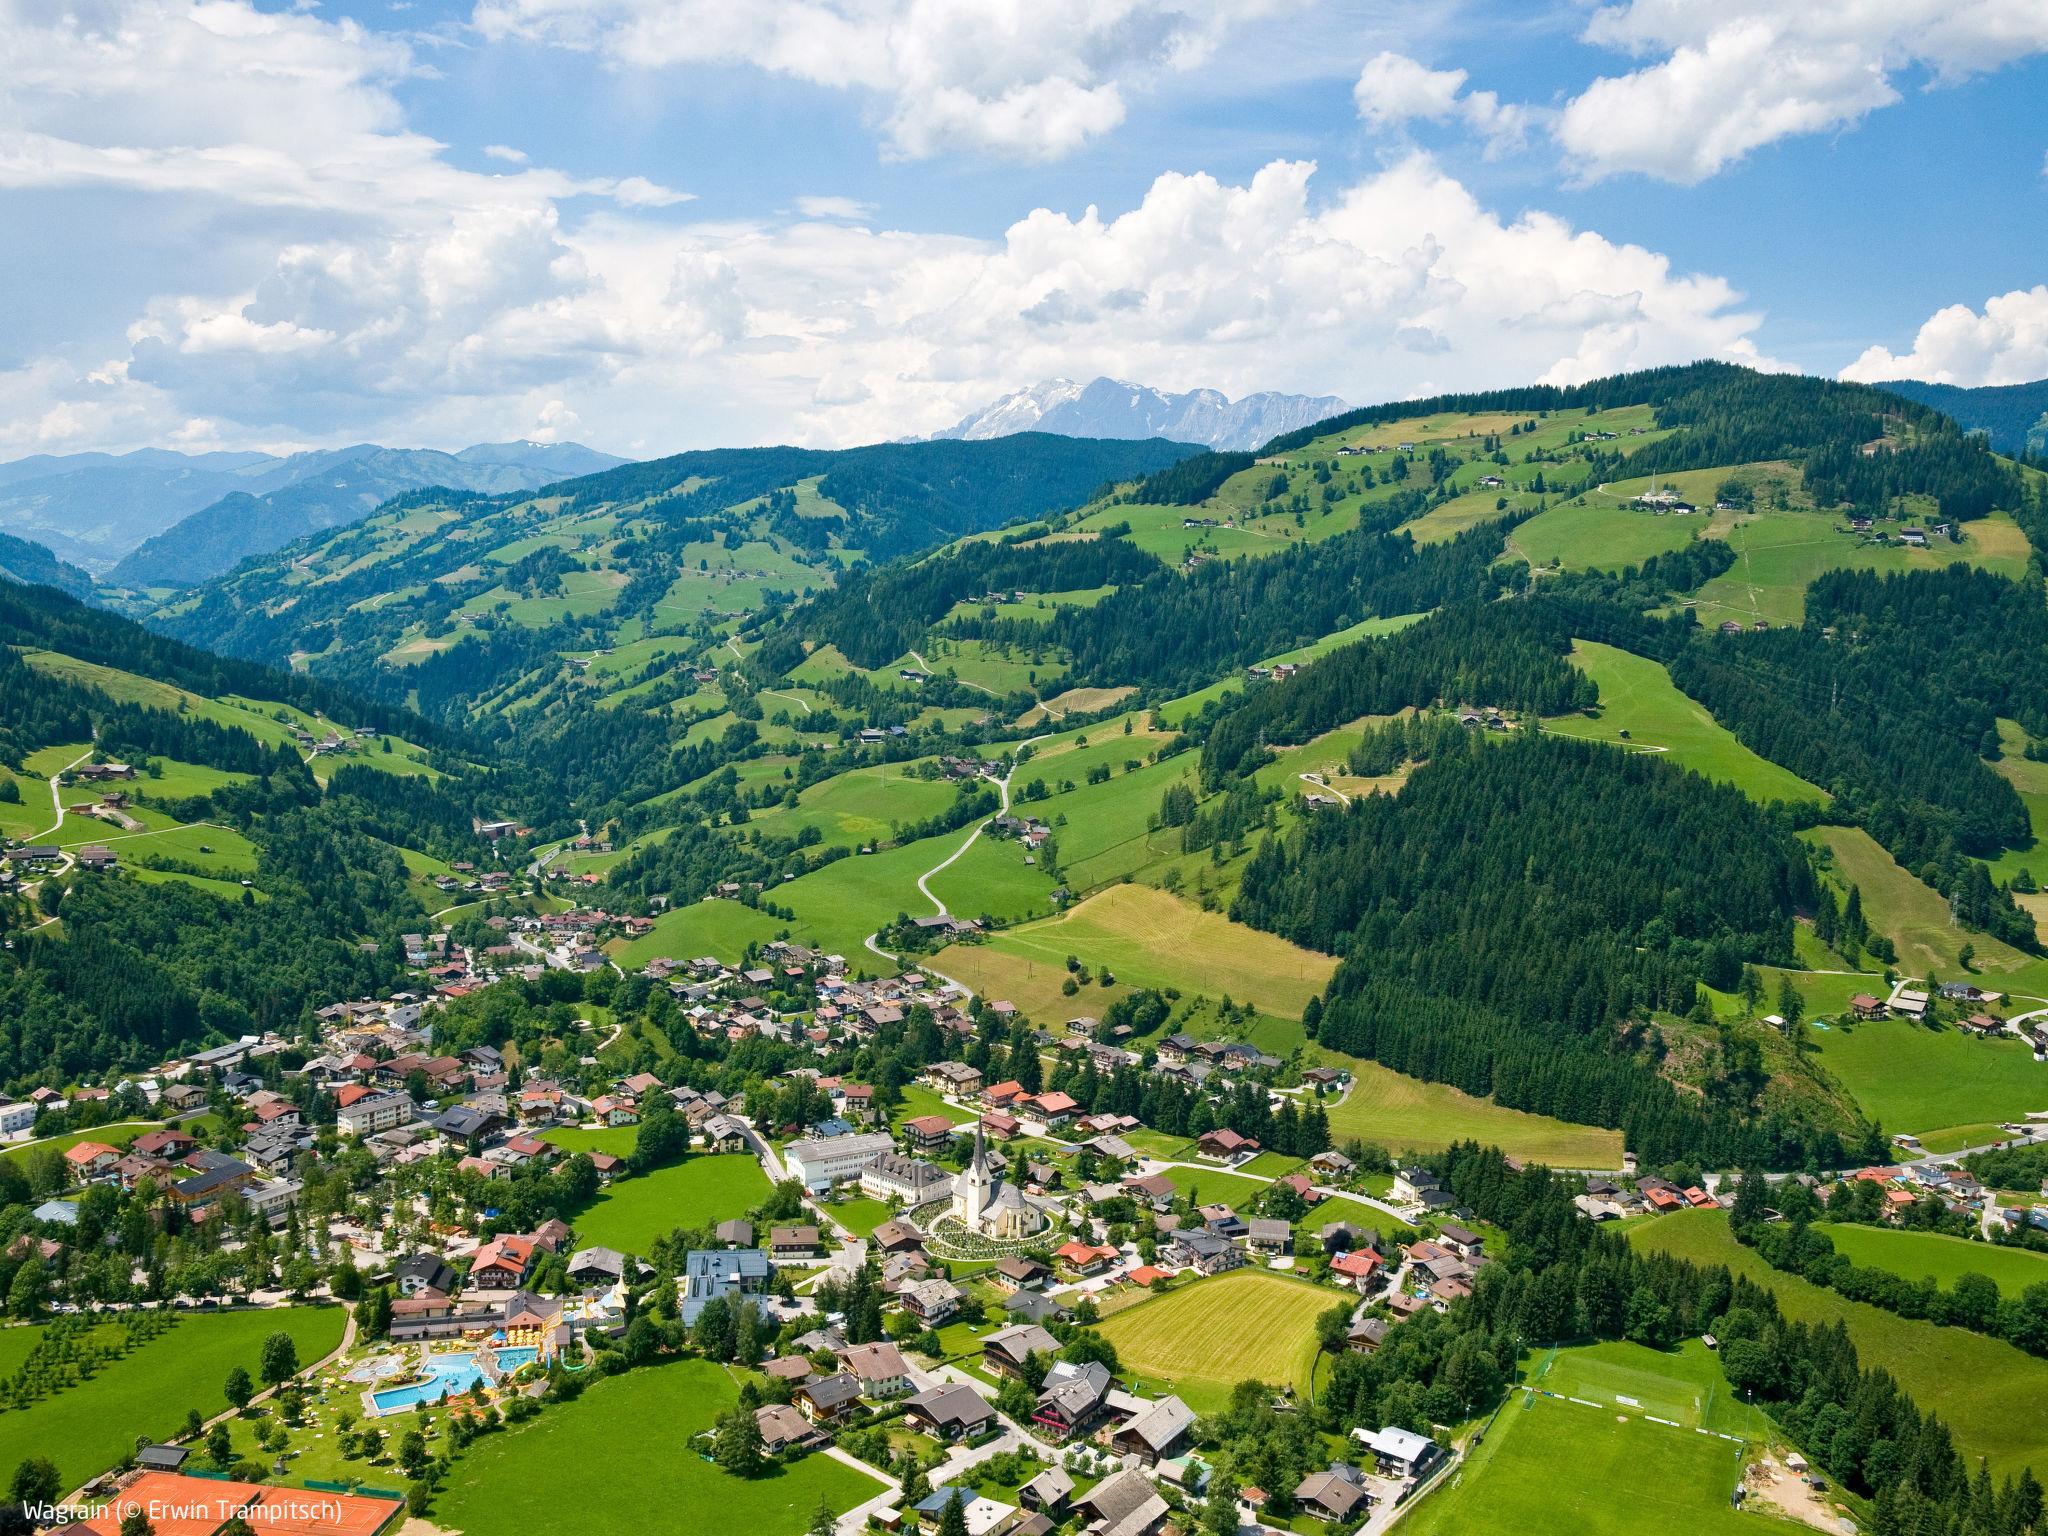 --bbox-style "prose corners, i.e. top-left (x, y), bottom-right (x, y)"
top-left (863, 761), bottom-right (1015, 992)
